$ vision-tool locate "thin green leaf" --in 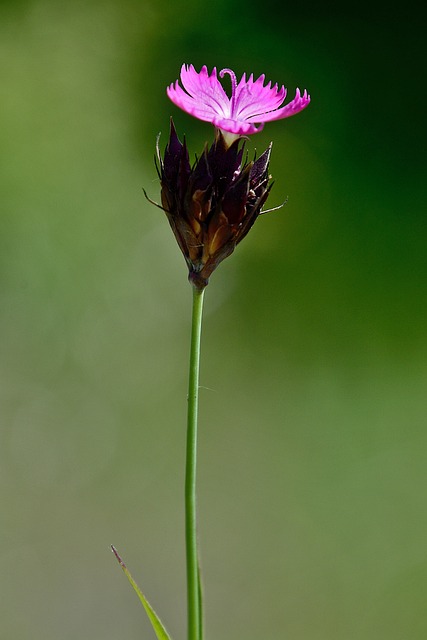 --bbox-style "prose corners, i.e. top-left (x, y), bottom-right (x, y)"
top-left (111, 545), bottom-right (173, 640)
top-left (197, 562), bottom-right (203, 640)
